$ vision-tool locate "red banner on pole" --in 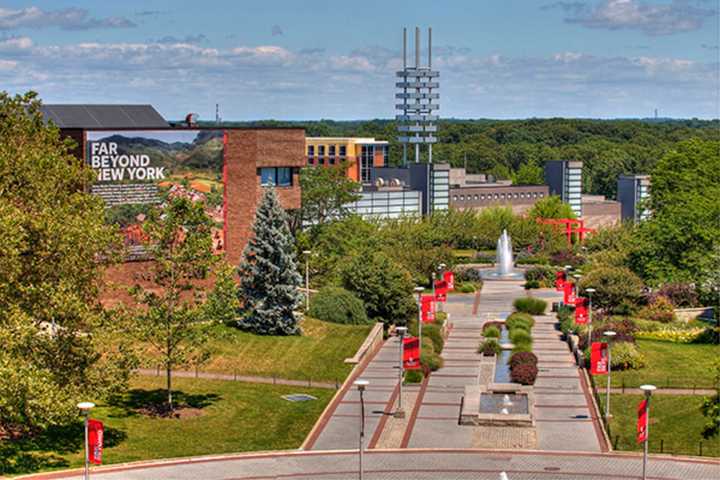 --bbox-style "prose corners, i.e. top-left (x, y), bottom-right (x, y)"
top-left (443, 271), bottom-right (455, 291)
top-left (434, 279), bottom-right (448, 302)
top-left (555, 271), bottom-right (566, 292)
top-left (421, 295), bottom-right (435, 323)
top-left (637, 399), bottom-right (648, 444)
top-left (88, 419), bottom-right (104, 465)
top-left (574, 297), bottom-right (588, 324)
top-left (403, 336), bottom-right (421, 370)
top-left (590, 342), bottom-right (608, 375)
top-left (563, 282), bottom-right (576, 305)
